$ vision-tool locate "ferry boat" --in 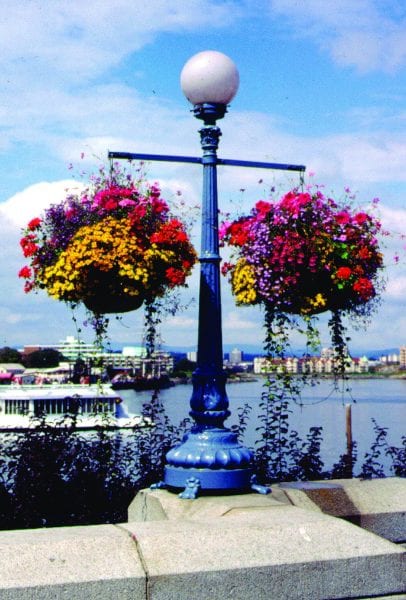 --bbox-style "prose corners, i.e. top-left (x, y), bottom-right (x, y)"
top-left (0, 383), bottom-right (152, 431)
